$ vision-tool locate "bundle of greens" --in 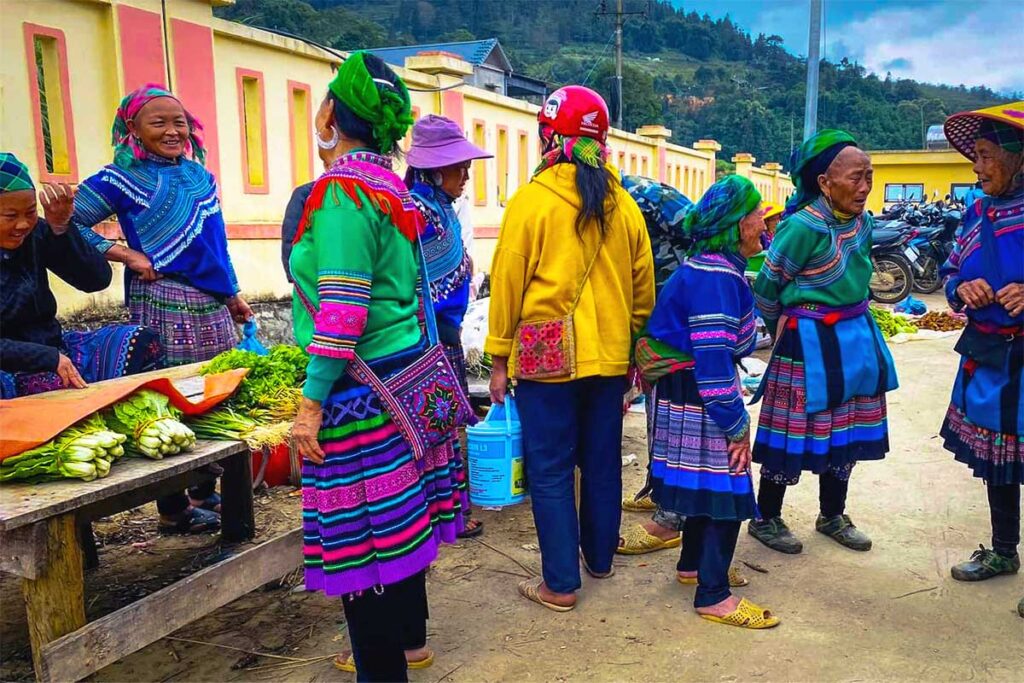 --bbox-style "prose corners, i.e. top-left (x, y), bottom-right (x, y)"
top-left (187, 407), bottom-right (292, 450)
top-left (0, 414), bottom-right (127, 484)
top-left (104, 389), bottom-right (196, 459)
top-left (201, 344), bottom-right (307, 418)
top-left (869, 306), bottom-right (919, 339)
